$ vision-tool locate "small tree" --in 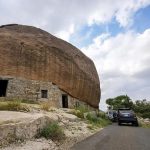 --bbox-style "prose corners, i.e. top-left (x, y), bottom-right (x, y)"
top-left (106, 95), bottom-right (133, 110)
top-left (133, 99), bottom-right (150, 118)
